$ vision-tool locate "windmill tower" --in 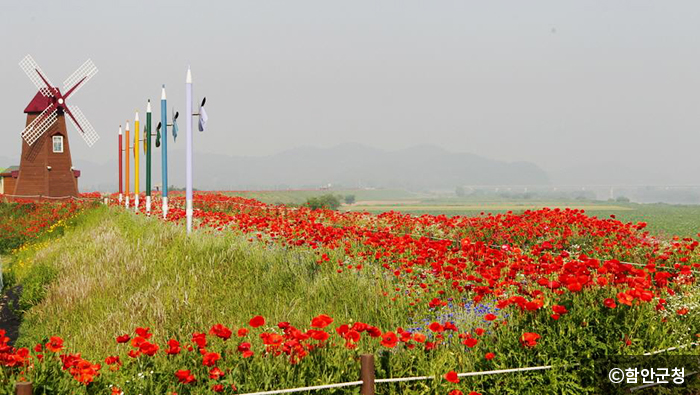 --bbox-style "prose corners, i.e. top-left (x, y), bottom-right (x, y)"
top-left (14, 55), bottom-right (98, 198)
